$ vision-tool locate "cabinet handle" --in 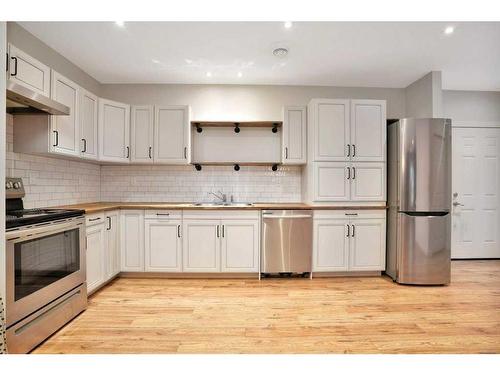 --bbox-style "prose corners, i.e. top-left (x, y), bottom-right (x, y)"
top-left (352, 144), bottom-right (356, 157)
top-left (352, 166), bottom-right (356, 180)
top-left (149, 146), bottom-right (152, 159)
top-left (106, 216), bottom-right (111, 230)
top-left (126, 146), bottom-right (130, 158)
top-left (177, 225), bottom-right (181, 238)
top-left (345, 213), bottom-right (358, 216)
top-left (352, 224), bottom-right (355, 237)
top-left (5, 53), bottom-right (8, 72)
top-left (184, 146), bottom-right (187, 159)
top-left (53, 130), bottom-right (59, 147)
top-left (82, 138), bottom-right (87, 153)
top-left (346, 224), bottom-right (350, 237)
top-left (216, 225), bottom-right (220, 238)
top-left (347, 144), bottom-right (351, 157)
top-left (156, 213), bottom-right (170, 216)
top-left (222, 224), bottom-right (225, 238)
top-left (285, 147), bottom-right (288, 159)
top-left (346, 167), bottom-right (351, 180)
top-left (10, 56), bottom-right (18, 76)
top-left (88, 217), bottom-right (101, 222)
